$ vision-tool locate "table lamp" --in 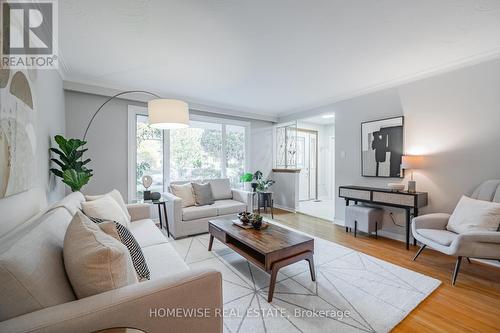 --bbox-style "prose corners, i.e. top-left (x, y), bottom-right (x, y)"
top-left (401, 155), bottom-right (423, 193)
